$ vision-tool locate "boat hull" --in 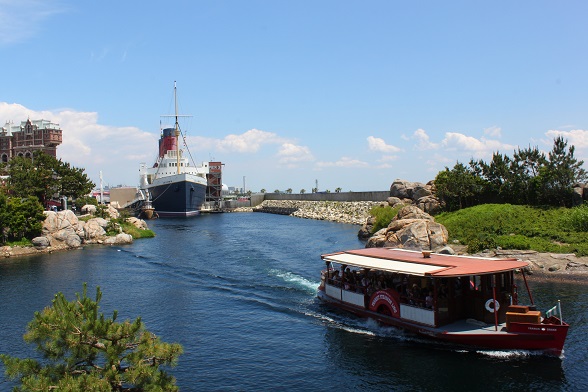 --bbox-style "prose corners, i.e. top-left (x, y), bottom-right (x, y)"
top-left (144, 174), bottom-right (207, 217)
top-left (317, 289), bottom-right (569, 355)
